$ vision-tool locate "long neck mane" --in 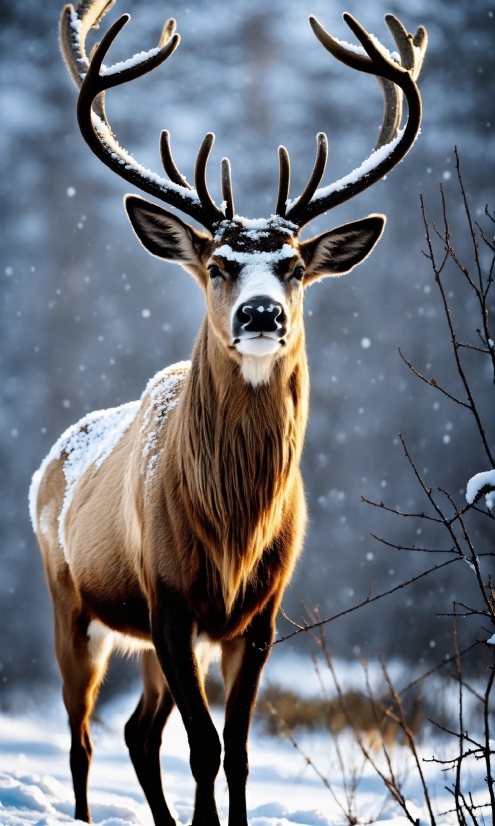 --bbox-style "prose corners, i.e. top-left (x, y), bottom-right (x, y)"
top-left (173, 317), bottom-right (309, 610)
